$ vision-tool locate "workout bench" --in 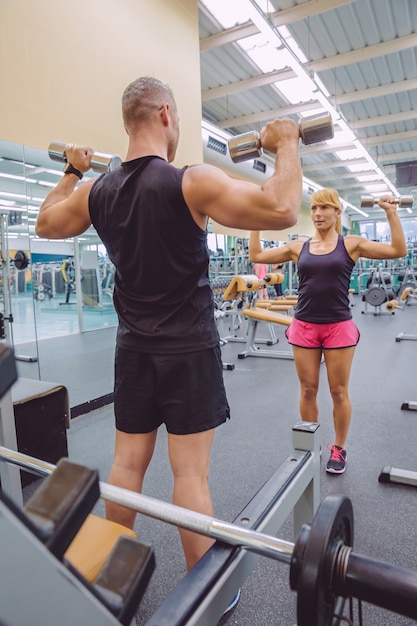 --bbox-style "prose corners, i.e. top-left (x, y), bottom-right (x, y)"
top-left (239, 306), bottom-right (294, 360)
top-left (216, 272), bottom-right (297, 360)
